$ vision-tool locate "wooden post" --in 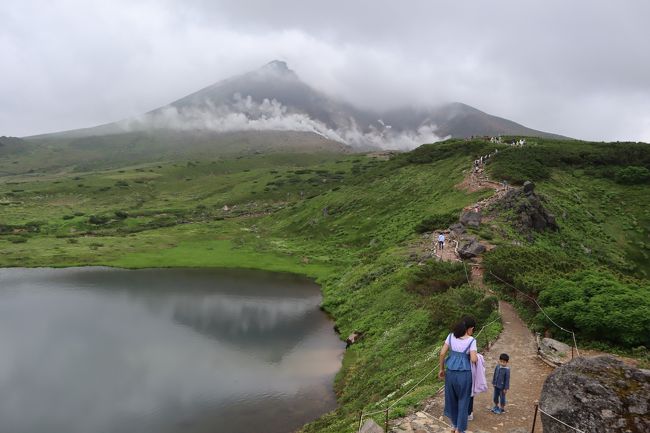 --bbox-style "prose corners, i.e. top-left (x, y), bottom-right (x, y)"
top-left (531, 401), bottom-right (539, 433)
top-left (385, 407), bottom-right (389, 433)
